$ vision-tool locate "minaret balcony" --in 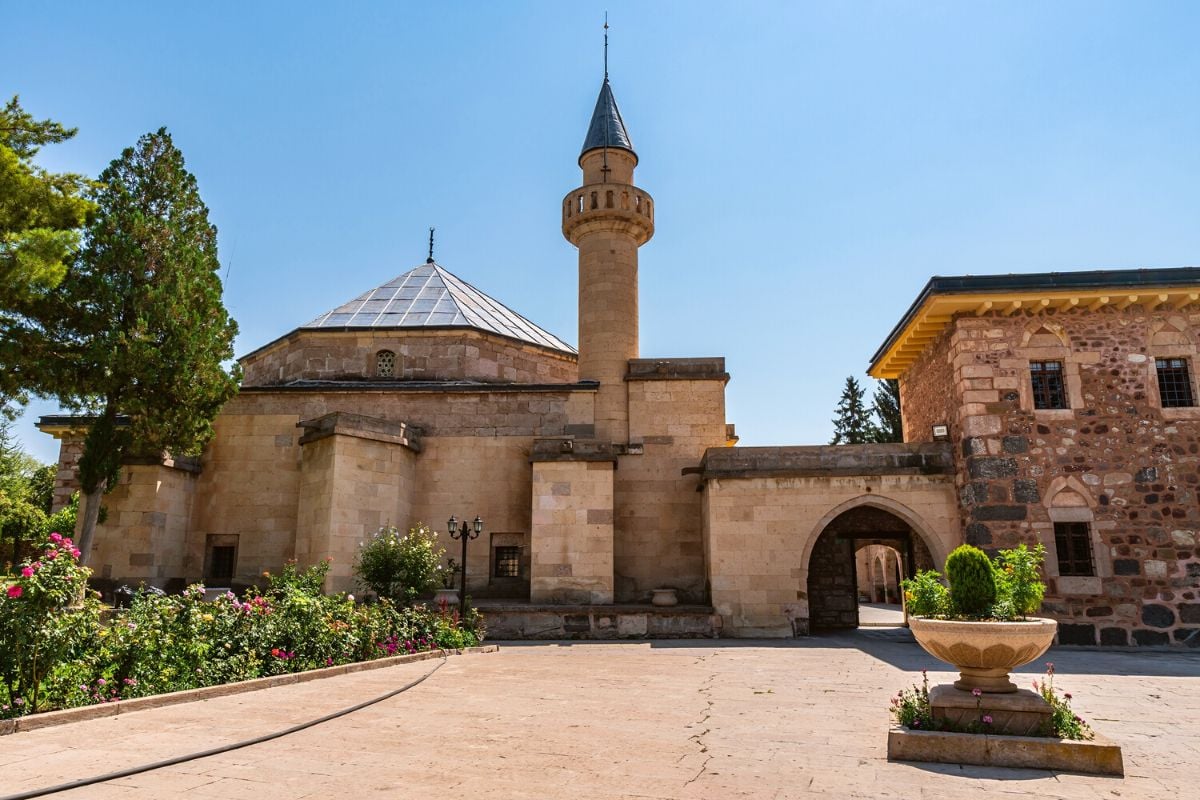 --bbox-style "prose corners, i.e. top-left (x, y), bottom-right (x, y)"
top-left (562, 183), bottom-right (655, 246)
